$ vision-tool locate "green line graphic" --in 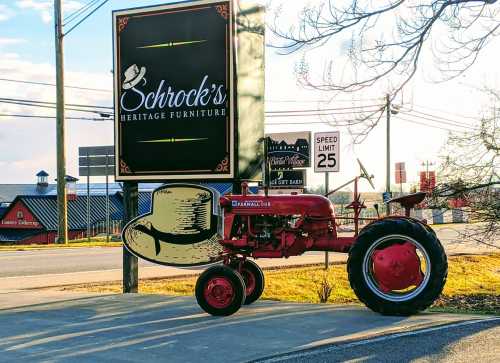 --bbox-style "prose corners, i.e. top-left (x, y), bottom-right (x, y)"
top-left (138, 40), bottom-right (207, 49)
top-left (139, 138), bottom-right (208, 144)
